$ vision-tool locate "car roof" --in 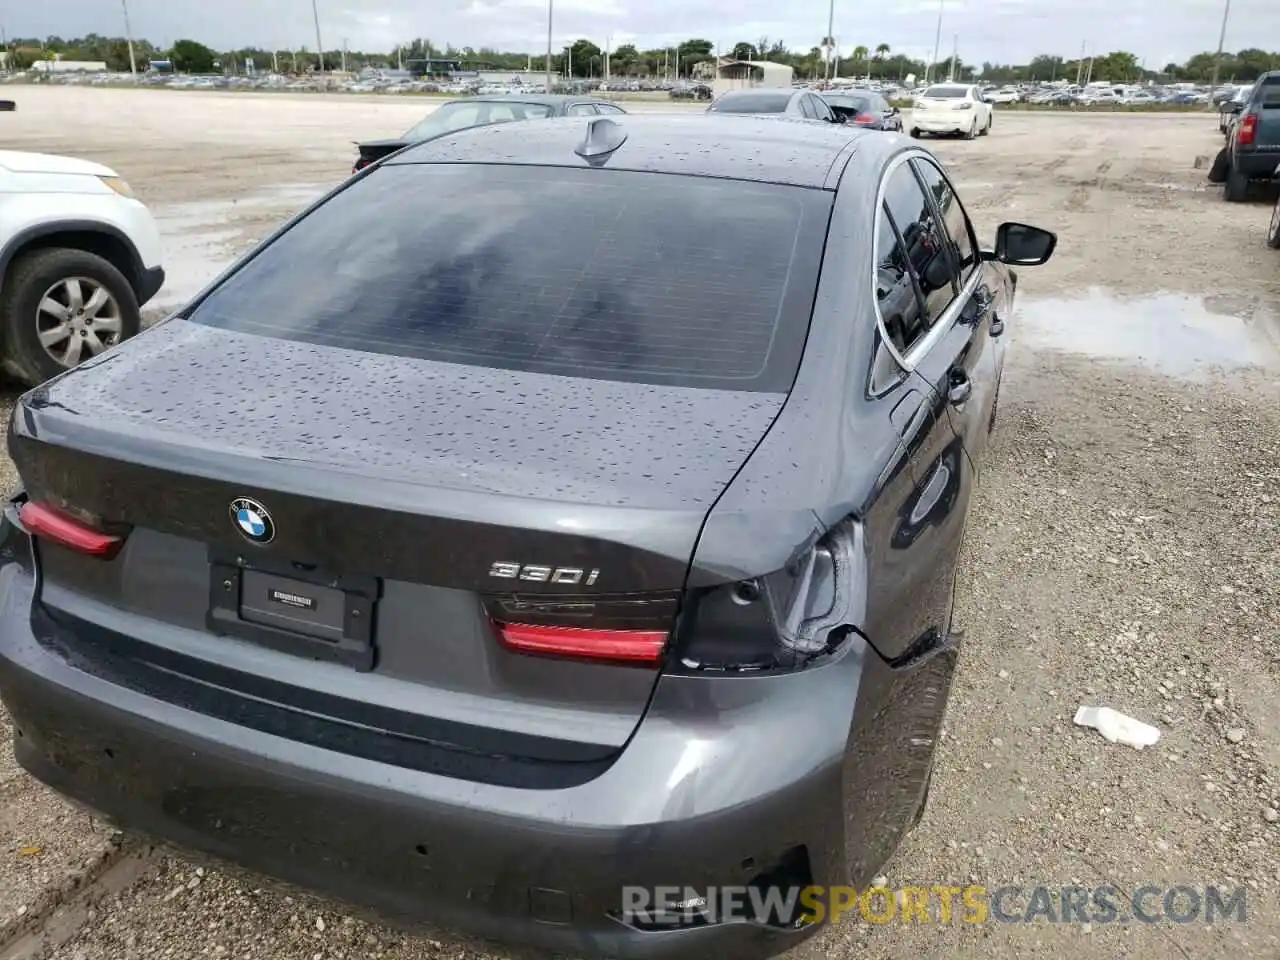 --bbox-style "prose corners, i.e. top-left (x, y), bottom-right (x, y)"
top-left (390, 114), bottom-right (870, 189)
top-left (441, 93), bottom-right (607, 106)
top-left (715, 88), bottom-right (799, 100)
top-left (823, 89), bottom-right (878, 98)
